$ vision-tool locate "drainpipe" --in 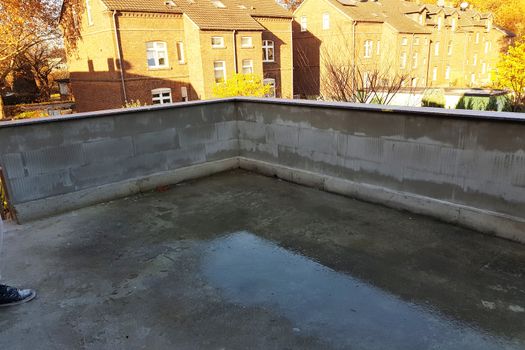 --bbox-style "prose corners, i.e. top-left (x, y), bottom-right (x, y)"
top-left (113, 10), bottom-right (127, 103)
top-left (426, 39), bottom-right (432, 87)
top-left (233, 30), bottom-right (238, 74)
top-left (352, 20), bottom-right (357, 101)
